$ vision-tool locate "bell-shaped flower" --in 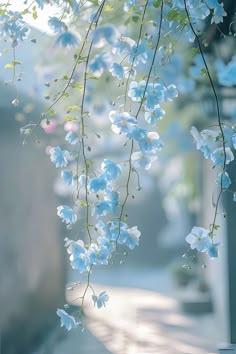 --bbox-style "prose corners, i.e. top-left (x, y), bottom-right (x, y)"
top-left (211, 147), bottom-right (234, 167)
top-left (138, 132), bottom-right (164, 154)
top-left (92, 25), bottom-right (118, 47)
top-left (190, 126), bottom-right (220, 159)
top-left (109, 63), bottom-right (125, 80)
top-left (65, 131), bottom-right (79, 145)
top-left (164, 84), bottom-right (178, 101)
top-left (128, 80), bottom-right (146, 102)
top-left (92, 291), bottom-right (109, 309)
top-left (89, 53), bottom-right (110, 77)
top-left (118, 226), bottom-right (141, 250)
top-left (61, 170), bottom-right (73, 186)
top-left (216, 172), bottom-right (231, 189)
top-left (67, 240), bottom-right (90, 273)
top-left (97, 236), bottom-right (116, 253)
top-left (101, 159), bottom-right (121, 180)
top-left (49, 146), bottom-right (70, 168)
top-left (54, 31), bottom-right (79, 48)
top-left (129, 41), bottom-right (148, 66)
top-left (87, 243), bottom-right (110, 265)
top-left (128, 126), bottom-right (147, 141)
top-left (48, 17), bottom-right (67, 33)
top-left (57, 309), bottom-right (77, 331)
top-left (93, 201), bottom-right (114, 217)
top-left (57, 205), bottom-right (77, 225)
top-left (89, 175), bottom-right (107, 192)
top-left (112, 36), bottom-right (134, 56)
top-left (131, 151), bottom-right (157, 170)
top-left (207, 242), bottom-right (220, 259)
